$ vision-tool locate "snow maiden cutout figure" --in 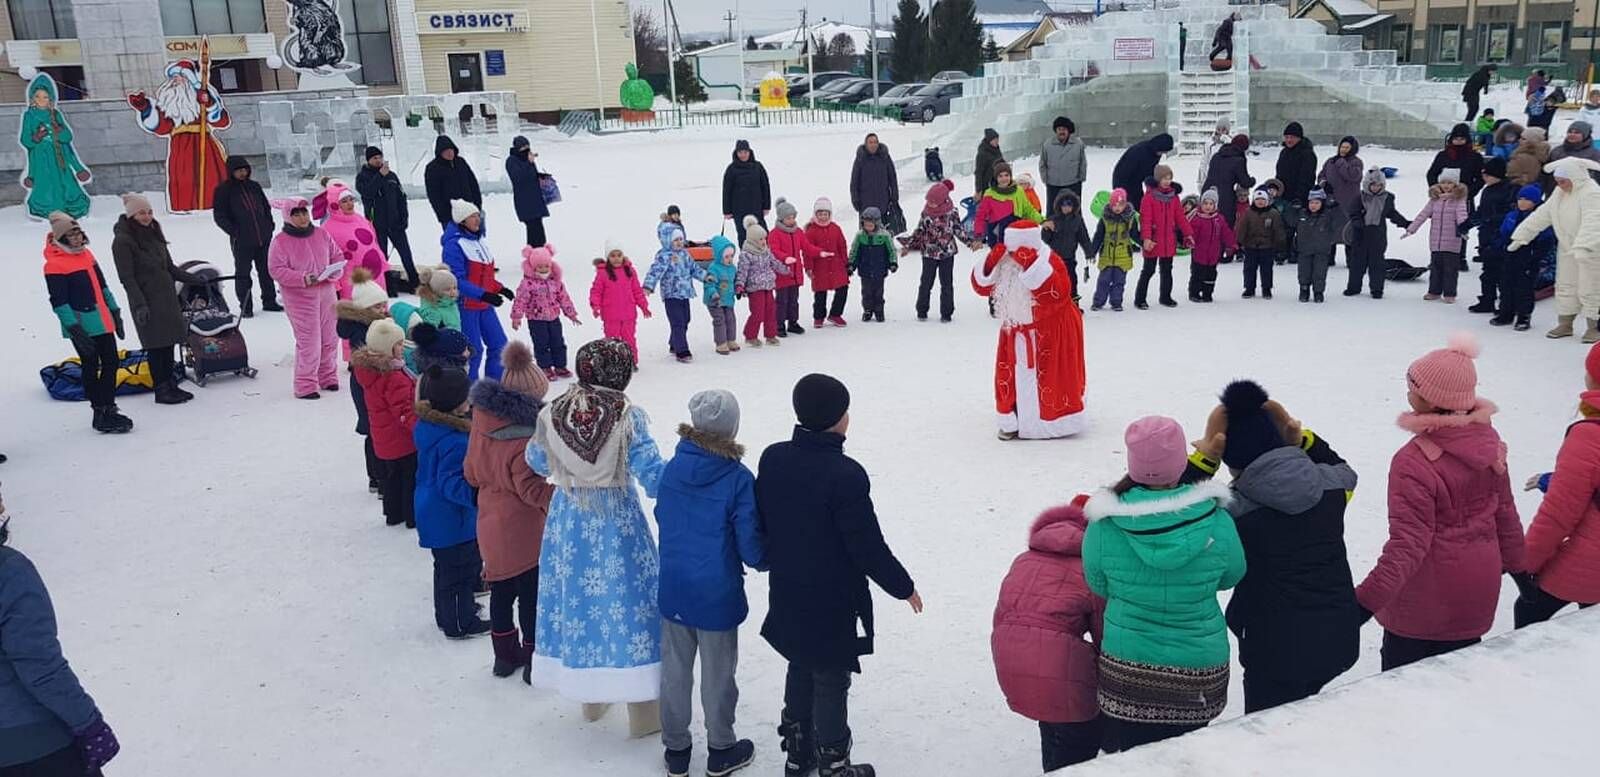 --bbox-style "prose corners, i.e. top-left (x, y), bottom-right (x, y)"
top-left (972, 221), bottom-right (1088, 440)
top-left (127, 58), bottom-right (230, 213)
top-left (281, 0), bottom-right (359, 75)
top-left (19, 72), bottom-right (91, 220)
